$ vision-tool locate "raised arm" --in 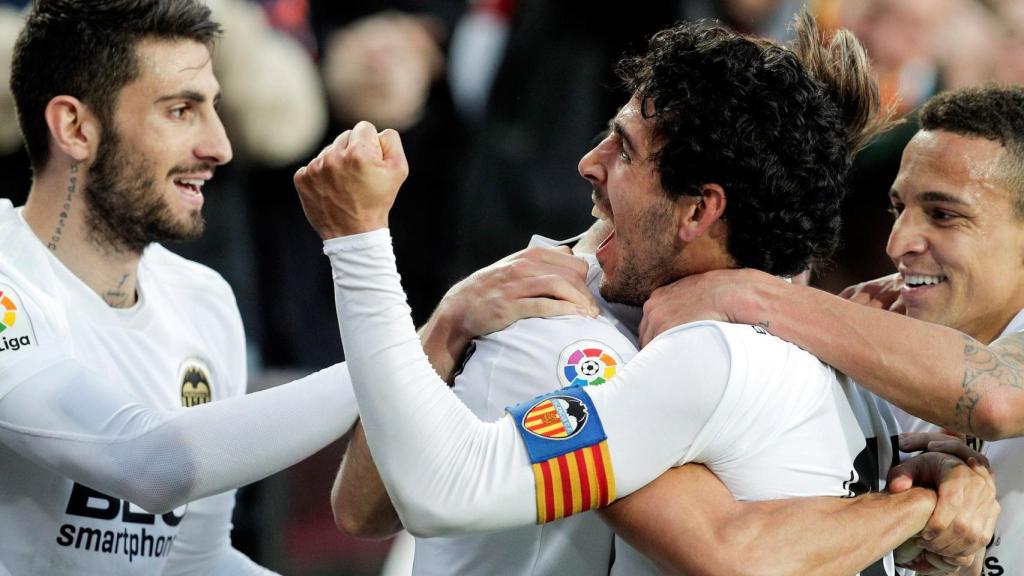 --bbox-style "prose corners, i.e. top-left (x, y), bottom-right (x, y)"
top-left (640, 269), bottom-right (1024, 440)
top-left (331, 244), bottom-right (600, 538)
top-left (296, 122), bottom-right (757, 536)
